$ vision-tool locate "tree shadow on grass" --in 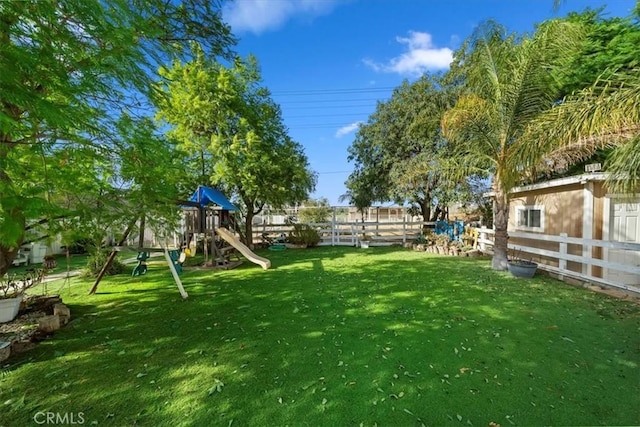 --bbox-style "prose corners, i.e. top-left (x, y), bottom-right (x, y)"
top-left (2, 247), bottom-right (639, 426)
